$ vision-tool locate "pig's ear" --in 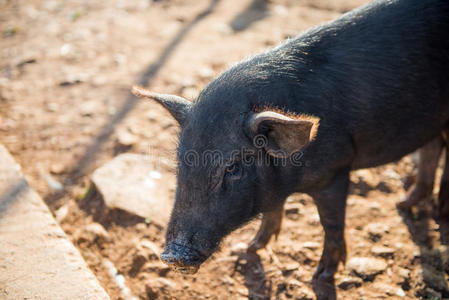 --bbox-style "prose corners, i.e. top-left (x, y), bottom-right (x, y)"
top-left (248, 111), bottom-right (319, 158)
top-left (132, 85), bottom-right (192, 125)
